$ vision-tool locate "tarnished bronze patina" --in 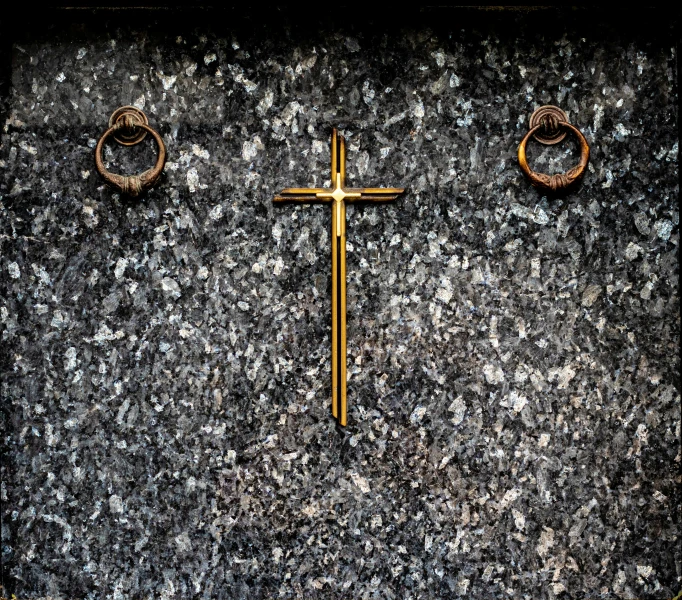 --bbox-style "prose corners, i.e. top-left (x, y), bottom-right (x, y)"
top-left (528, 105), bottom-right (568, 145)
top-left (274, 129), bottom-right (405, 427)
top-left (108, 105), bottom-right (149, 146)
top-left (95, 106), bottom-right (166, 197)
top-left (518, 105), bottom-right (590, 193)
